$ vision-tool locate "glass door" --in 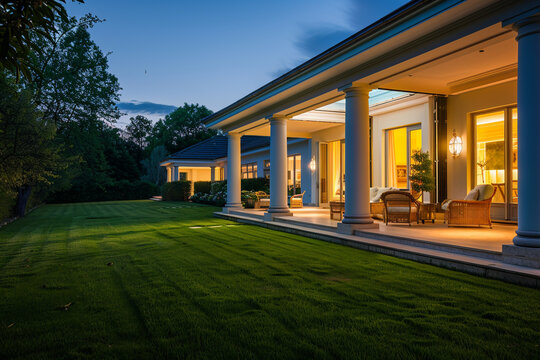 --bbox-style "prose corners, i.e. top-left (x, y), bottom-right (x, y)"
top-left (319, 140), bottom-right (344, 206)
top-left (474, 107), bottom-right (517, 221)
top-left (386, 124), bottom-right (421, 189)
